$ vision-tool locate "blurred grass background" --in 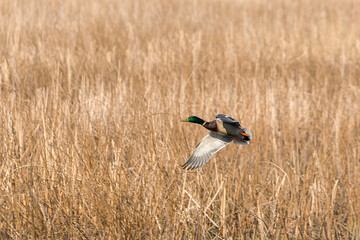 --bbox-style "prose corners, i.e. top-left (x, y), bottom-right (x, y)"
top-left (0, 0), bottom-right (359, 238)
